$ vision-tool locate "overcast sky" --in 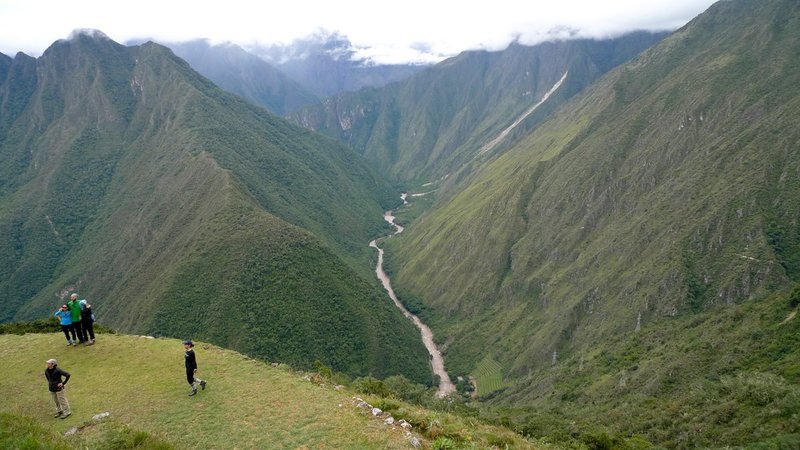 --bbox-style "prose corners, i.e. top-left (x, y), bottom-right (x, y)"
top-left (0, 0), bottom-right (718, 64)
